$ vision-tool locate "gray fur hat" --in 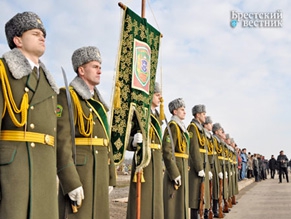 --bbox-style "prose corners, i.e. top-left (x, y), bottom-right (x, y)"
top-left (212, 123), bottom-right (222, 133)
top-left (154, 82), bottom-right (161, 93)
top-left (192, 104), bottom-right (206, 116)
top-left (225, 134), bottom-right (230, 140)
top-left (204, 116), bottom-right (213, 124)
top-left (72, 46), bottom-right (102, 73)
top-left (5, 11), bottom-right (46, 49)
top-left (168, 98), bottom-right (185, 114)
